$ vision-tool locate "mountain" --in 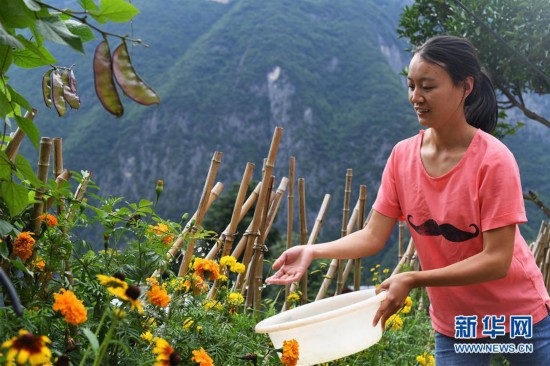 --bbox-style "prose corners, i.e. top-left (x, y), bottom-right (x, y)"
top-left (8, 0), bottom-right (550, 262)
